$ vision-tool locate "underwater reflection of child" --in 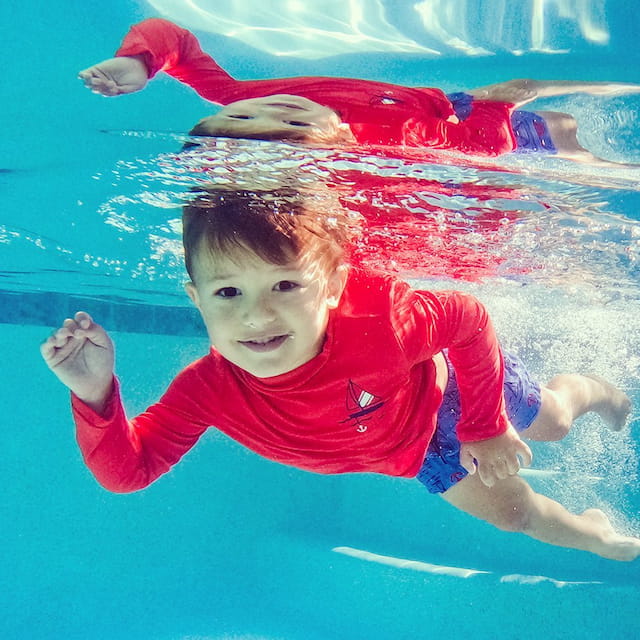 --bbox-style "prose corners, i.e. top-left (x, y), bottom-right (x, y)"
top-left (42, 186), bottom-right (640, 561)
top-left (79, 18), bottom-right (640, 166)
